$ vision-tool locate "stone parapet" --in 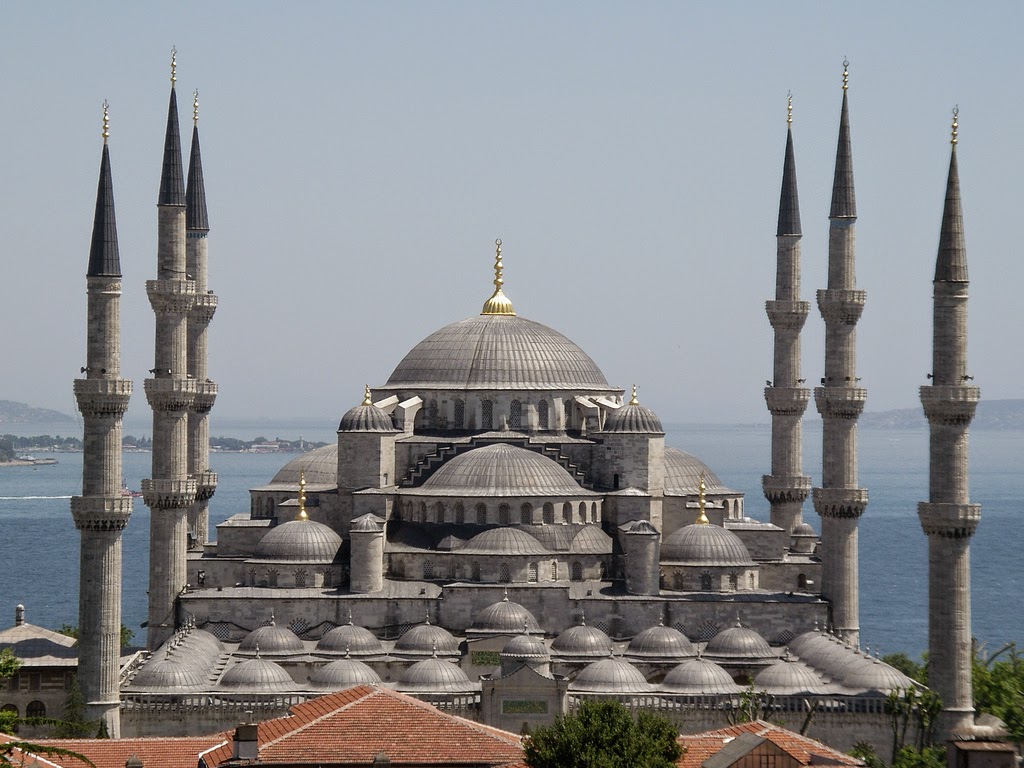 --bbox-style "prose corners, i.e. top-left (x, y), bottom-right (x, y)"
top-left (814, 387), bottom-right (867, 419)
top-left (74, 378), bottom-right (132, 416)
top-left (190, 380), bottom-right (218, 413)
top-left (765, 300), bottom-right (810, 331)
top-left (764, 387), bottom-right (810, 415)
top-left (189, 292), bottom-right (218, 325)
top-left (816, 288), bottom-right (866, 325)
top-left (919, 385), bottom-right (980, 426)
top-left (918, 502), bottom-right (980, 538)
top-left (762, 474), bottom-right (811, 503)
top-left (141, 478), bottom-right (197, 510)
top-left (146, 278), bottom-right (196, 314)
top-left (194, 471), bottom-right (219, 501)
top-left (144, 378), bottom-right (197, 411)
top-left (812, 487), bottom-right (868, 519)
top-left (71, 495), bottom-right (133, 531)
